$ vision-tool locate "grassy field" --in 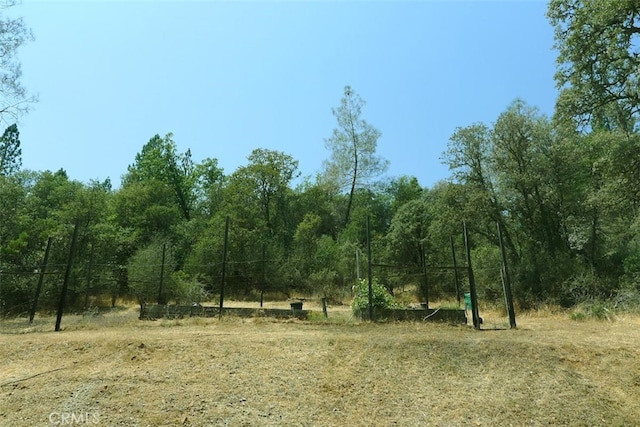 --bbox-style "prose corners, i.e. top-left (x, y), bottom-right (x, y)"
top-left (1, 302), bottom-right (639, 426)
